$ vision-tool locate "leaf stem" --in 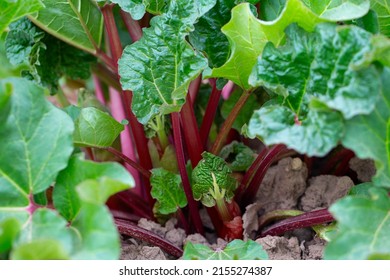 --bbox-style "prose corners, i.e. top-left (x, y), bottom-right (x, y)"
top-left (211, 90), bottom-right (251, 155)
top-left (105, 147), bottom-right (151, 179)
top-left (180, 94), bottom-right (203, 167)
top-left (120, 10), bottom-right (143, 42)
top-left (259, 208), bottom-right (334, 237)
top-left (171, 112), bottom-right (204, 234)
top-left (101, 4), bottom-right (122, 70)
top-left (115, 219), bottom-right (183, 258)
top-left (200, 79), bottom-right (221, 148)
